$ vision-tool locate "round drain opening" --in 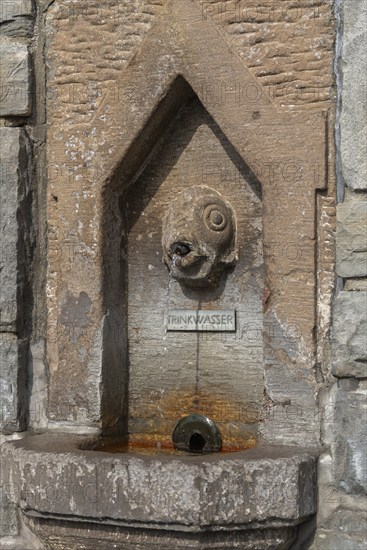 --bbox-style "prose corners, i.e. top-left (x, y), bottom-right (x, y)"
top-left (172, 414), bottom-right (222, 453)
top-left (189, 432), bottom-right (206, 452)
